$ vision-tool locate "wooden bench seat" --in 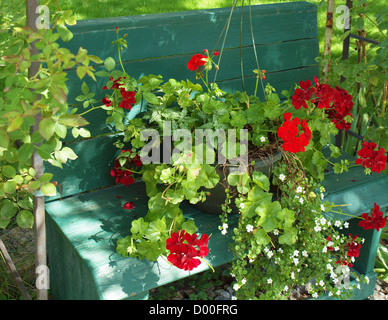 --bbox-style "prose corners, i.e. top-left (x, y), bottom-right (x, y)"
top-left (44, 2), bottom-right (387, 300)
